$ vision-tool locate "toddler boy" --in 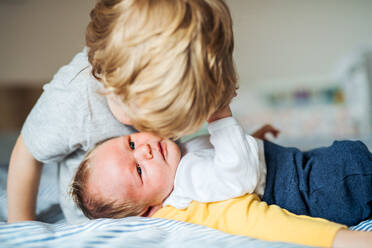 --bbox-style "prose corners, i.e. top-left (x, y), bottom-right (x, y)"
top-left (7, 0), bottom-right (237, 224)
